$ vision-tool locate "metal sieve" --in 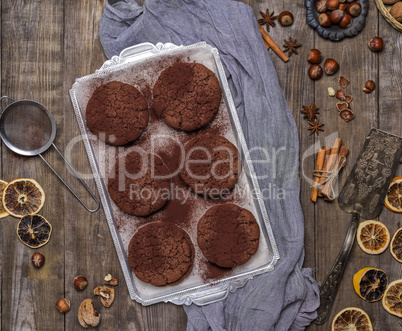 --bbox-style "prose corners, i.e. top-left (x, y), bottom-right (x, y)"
top-left (0, 96), bottom-right (99, 212)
